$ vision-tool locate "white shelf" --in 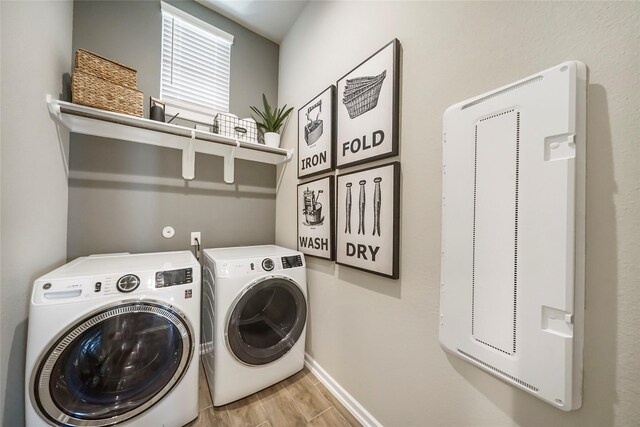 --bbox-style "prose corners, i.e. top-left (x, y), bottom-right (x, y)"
top-left (46, 96), bottom-right (293, 183)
